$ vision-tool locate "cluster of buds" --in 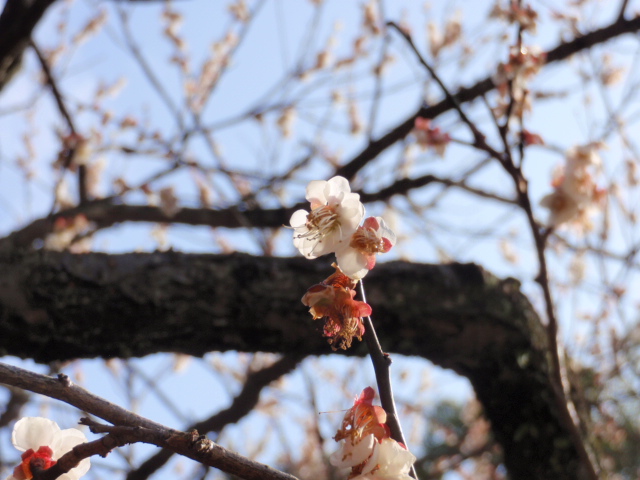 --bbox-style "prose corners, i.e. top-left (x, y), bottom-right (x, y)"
top-left (53, 133), bottom-right (92, 171)
top-left (496, 45), bottom-right (545, 89)
top-left (6, 417), bottom-right (90, 480)
top-left (489, 1), bottom-right (538, 33)
top-left (427, 12), bottom-right (462, 59)
top-left (412, 118), bottom-right (451, 157)
top-left (44, 214), bottom-right (92, 252)
top-left (492, 37), bottom-right (545, 119)
top-left (290, 176), bottom-right (396, 349)
top-left (330, 388), bottom-right (416, 480)
top-left (540, 143), bottom-right (607, 230)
